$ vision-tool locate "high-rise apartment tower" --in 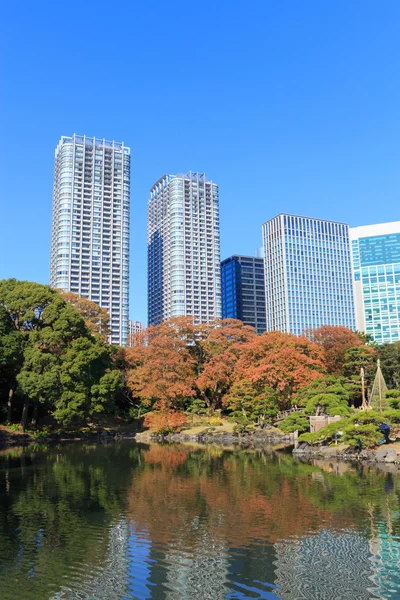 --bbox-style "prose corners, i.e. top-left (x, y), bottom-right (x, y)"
top-left (50, 134), bottom-right (130, 345)
top-left (262, 214), bottom-right (355, 335)
top-left (221, 255), bottom-right (266, 334)
top-left (148, 172), bottom-right (221, 325)
top-left (350, 221), bottom-right (400, 344)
